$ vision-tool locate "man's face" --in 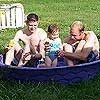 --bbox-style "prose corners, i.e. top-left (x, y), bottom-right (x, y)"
top-left (27, 21), bottom-right (38, 33)
top-left (70, 27), bottom-right (82, 41)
